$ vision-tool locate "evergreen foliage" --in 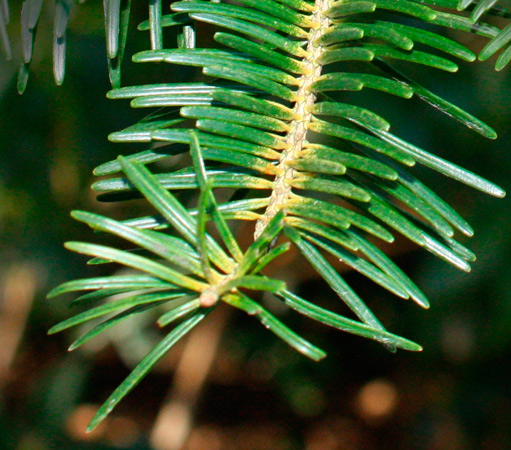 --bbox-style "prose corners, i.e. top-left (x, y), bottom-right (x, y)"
top-left (2, 0), bottom-right (508, 431)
